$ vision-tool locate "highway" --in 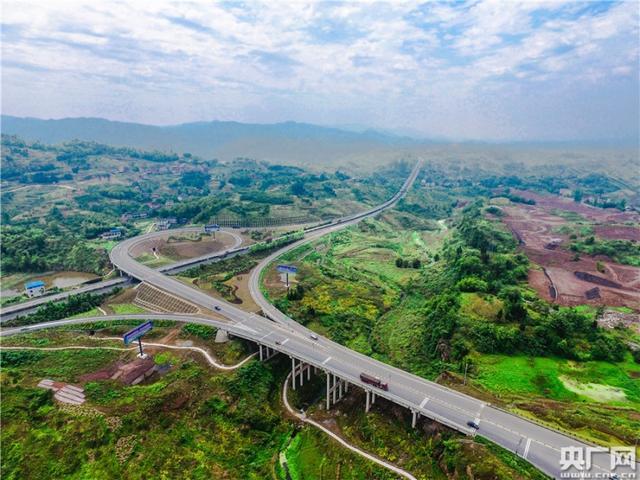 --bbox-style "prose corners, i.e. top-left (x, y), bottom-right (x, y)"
top-left (5, 160), bottom-right (635, 479)
top-left (0, 228), bottom-right (244, 322)
top-left (0, 277), bottom-right (130, 321)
